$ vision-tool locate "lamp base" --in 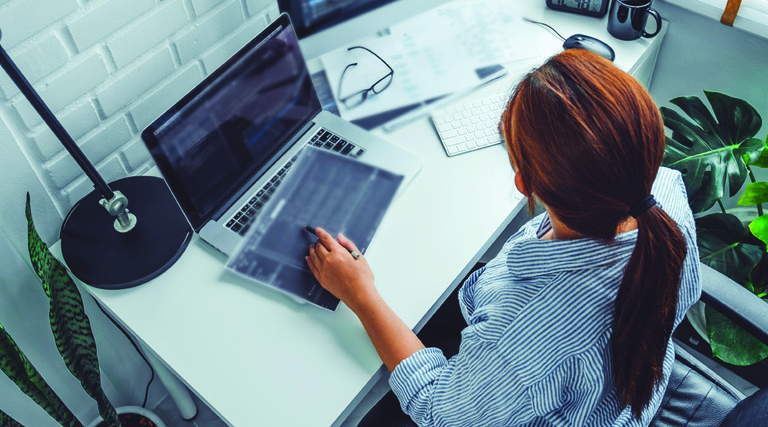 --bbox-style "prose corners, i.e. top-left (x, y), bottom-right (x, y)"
top-left (60, 176), bottom-right (193, 289)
